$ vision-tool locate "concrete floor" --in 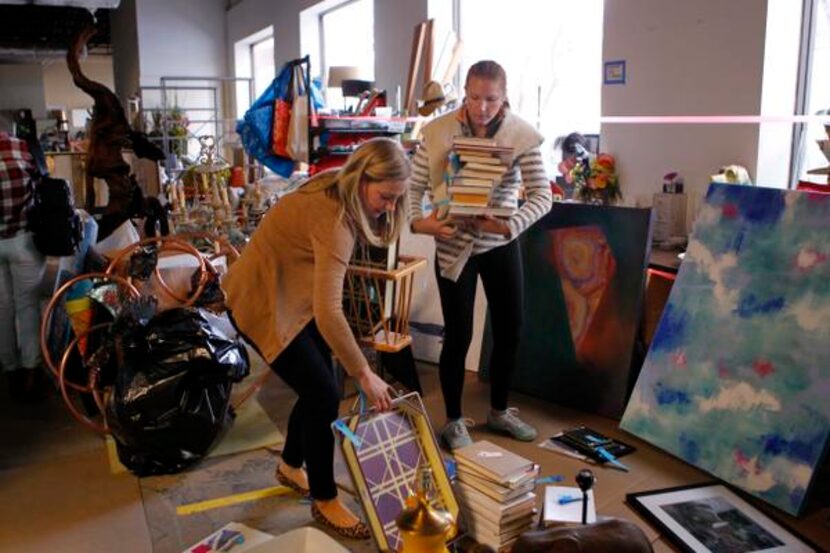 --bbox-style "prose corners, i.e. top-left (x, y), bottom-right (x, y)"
top-left (2, 356), bottom-right (829, 552)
